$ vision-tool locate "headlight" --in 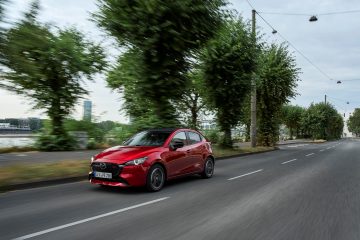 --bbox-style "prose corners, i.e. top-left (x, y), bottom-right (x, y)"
top-left (125, 157), bottom-right (148, 166)
top-left (91, 156), bottom-right (95, 163)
